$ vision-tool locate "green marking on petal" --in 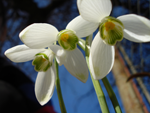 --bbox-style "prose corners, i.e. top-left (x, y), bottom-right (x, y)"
top-left (94, 66), bottom-right (100, 77)
top-left (57, 29), bottom-right (79, 50)
top-left (40, 94), bottom-right (50, 104)
top-left (35, 53), bottom-right (49, 60)
top-left (32, 53), bottom-right (52, 72)
top-left (99, 16), bottom-right (124, 45)
top-left (76, 74), bottom-right (87, 83)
